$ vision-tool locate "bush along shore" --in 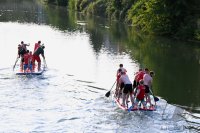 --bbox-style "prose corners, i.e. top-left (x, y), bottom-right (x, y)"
top-left (44, 0), bottom-right (200, 42)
